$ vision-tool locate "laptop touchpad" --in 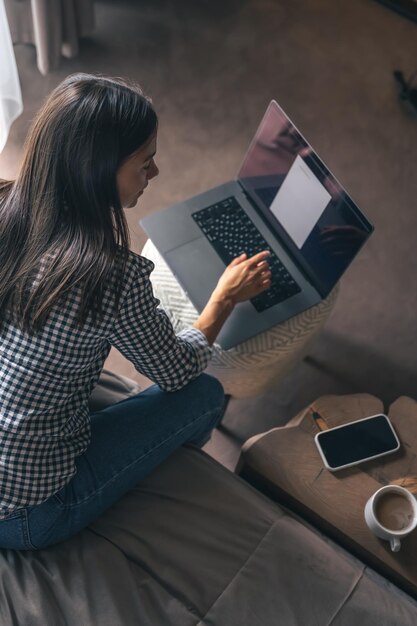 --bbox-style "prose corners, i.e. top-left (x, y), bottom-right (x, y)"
top-left (164, 238), bottom-right (225, 312)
